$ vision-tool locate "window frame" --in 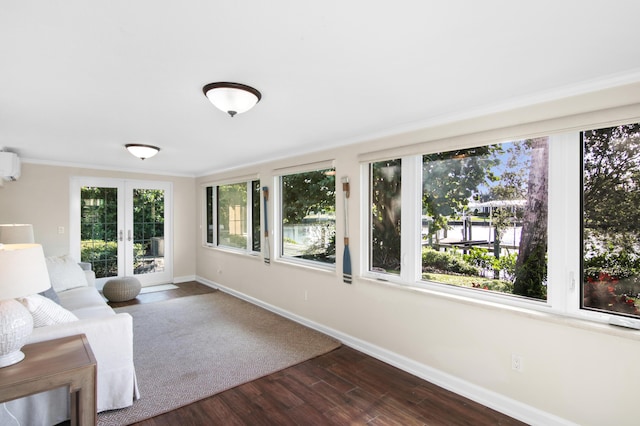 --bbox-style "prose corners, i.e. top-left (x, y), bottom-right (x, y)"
top-left (203, 177), bottom-right (262, 256)
top-left (275, 161), bottom-right (337, 271)
top-left (361, 127), bottom-right (640, 328)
